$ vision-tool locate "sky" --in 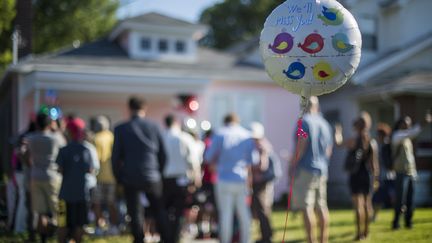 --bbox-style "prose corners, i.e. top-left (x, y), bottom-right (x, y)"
top-left (117, 0), bottom-right (223, 23)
